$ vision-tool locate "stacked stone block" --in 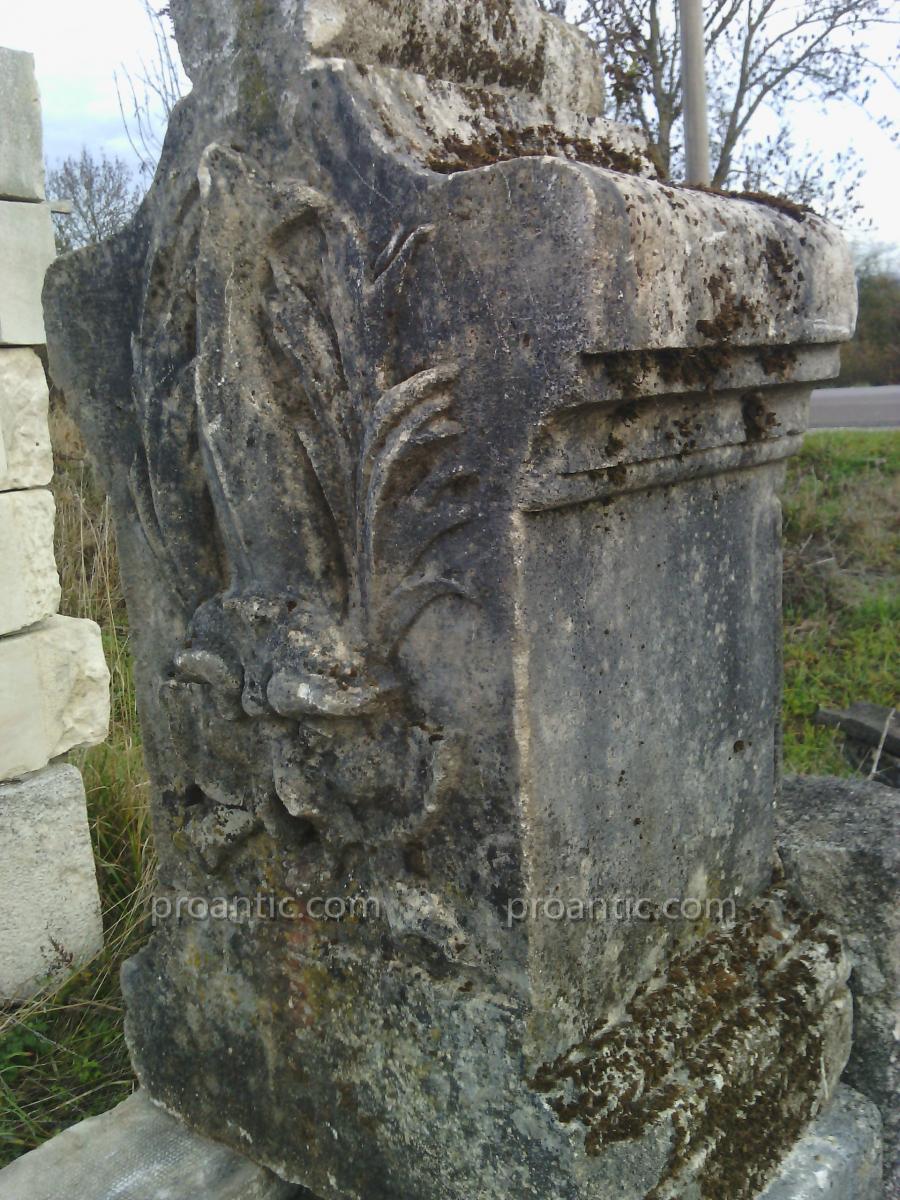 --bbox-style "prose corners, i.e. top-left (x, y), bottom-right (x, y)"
top-left (0, 46), bottom-right (110, 1002)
